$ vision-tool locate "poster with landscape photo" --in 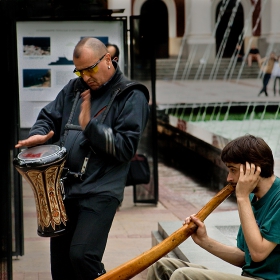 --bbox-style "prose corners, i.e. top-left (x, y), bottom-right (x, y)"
top-left (16, 19), bottom-right (126, 127)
